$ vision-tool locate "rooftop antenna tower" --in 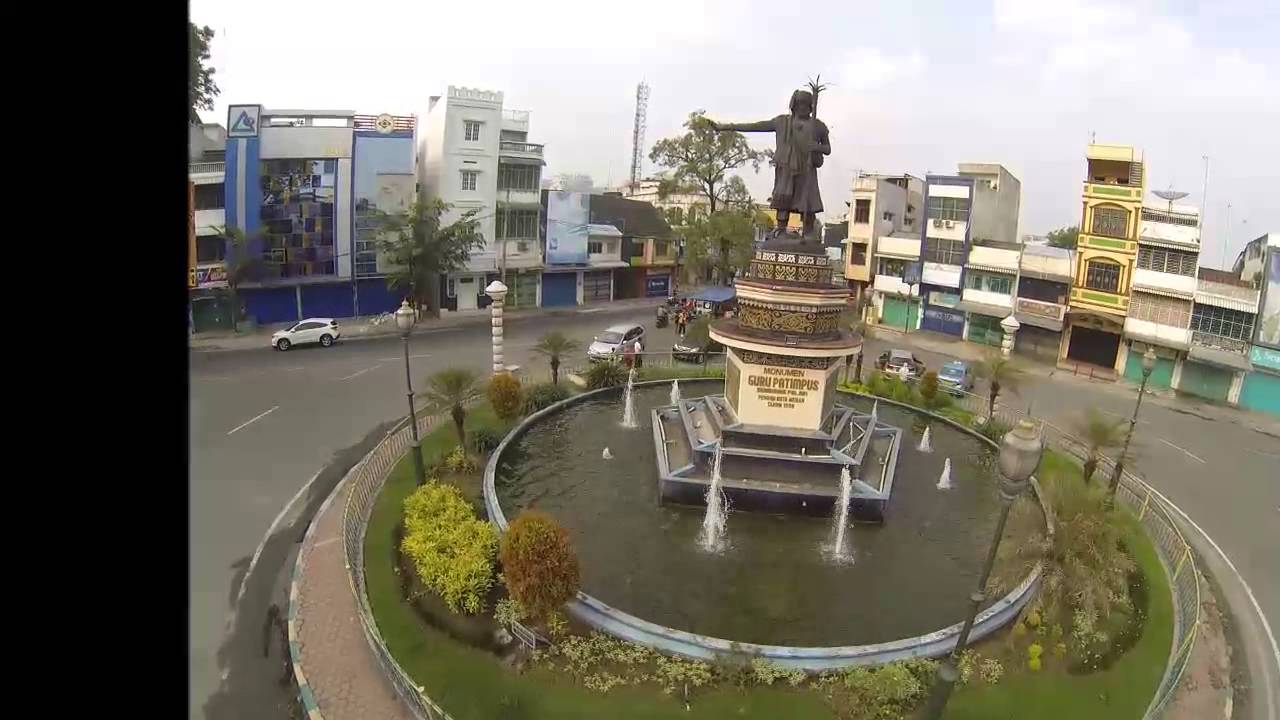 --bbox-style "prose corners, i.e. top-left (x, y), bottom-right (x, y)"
top-left (629, 82), bottom-right (650, 192)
